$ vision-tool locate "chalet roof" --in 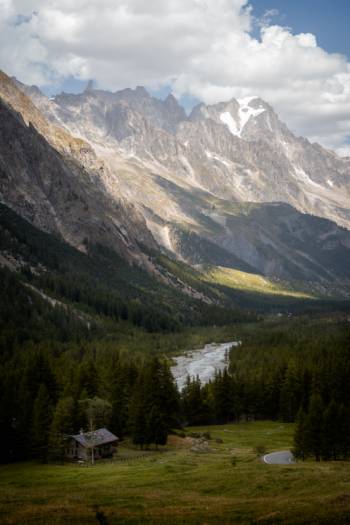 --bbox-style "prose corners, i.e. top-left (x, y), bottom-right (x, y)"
top-left (71, 428), bottom-right (118, 448)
